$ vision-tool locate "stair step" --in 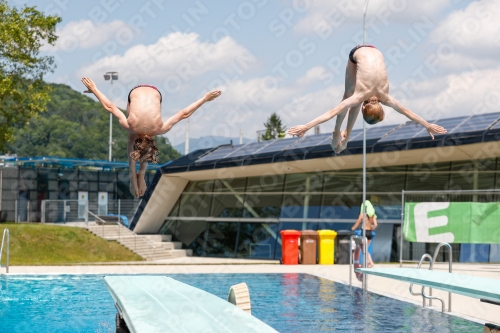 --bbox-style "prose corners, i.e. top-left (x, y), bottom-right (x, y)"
top-left (86, 229), bottom-right (190, 260)
top-left (140, 234), bottom-right (172, 242)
